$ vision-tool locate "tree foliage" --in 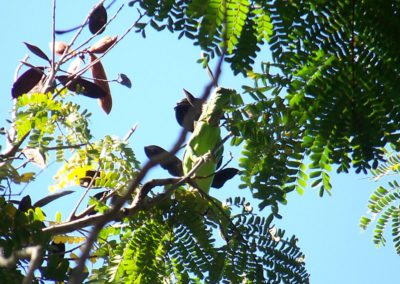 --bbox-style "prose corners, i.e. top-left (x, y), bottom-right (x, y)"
top-left (2, 0), bottom-right (400, 282)
top-left (360, 149), bottom-right (400, 255)
top-left (133, 0), bottom-right (400, 210)
top-left (0, 1), bottom-right (310, 283)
